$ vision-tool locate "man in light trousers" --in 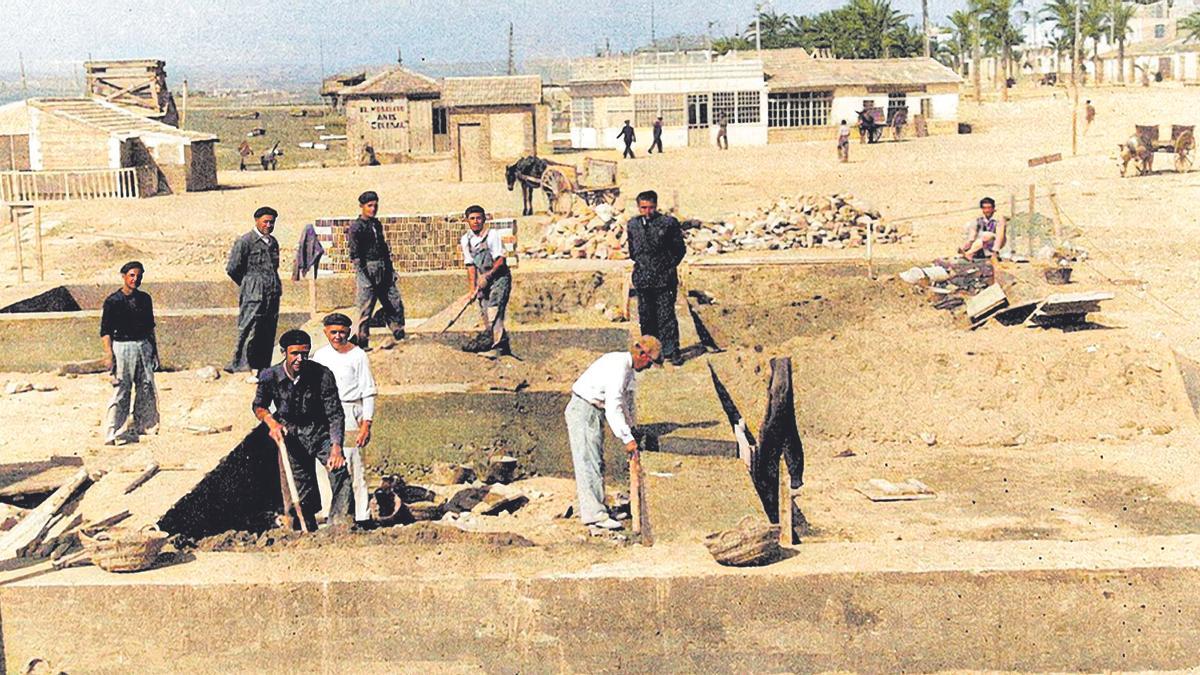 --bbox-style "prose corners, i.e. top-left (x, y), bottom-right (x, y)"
top-left (566, 336), bottom-right (663, 529)
top-left (312, 313), bottom-right (376, 526)
top-left (100, 261), bottom-right (159, 445)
